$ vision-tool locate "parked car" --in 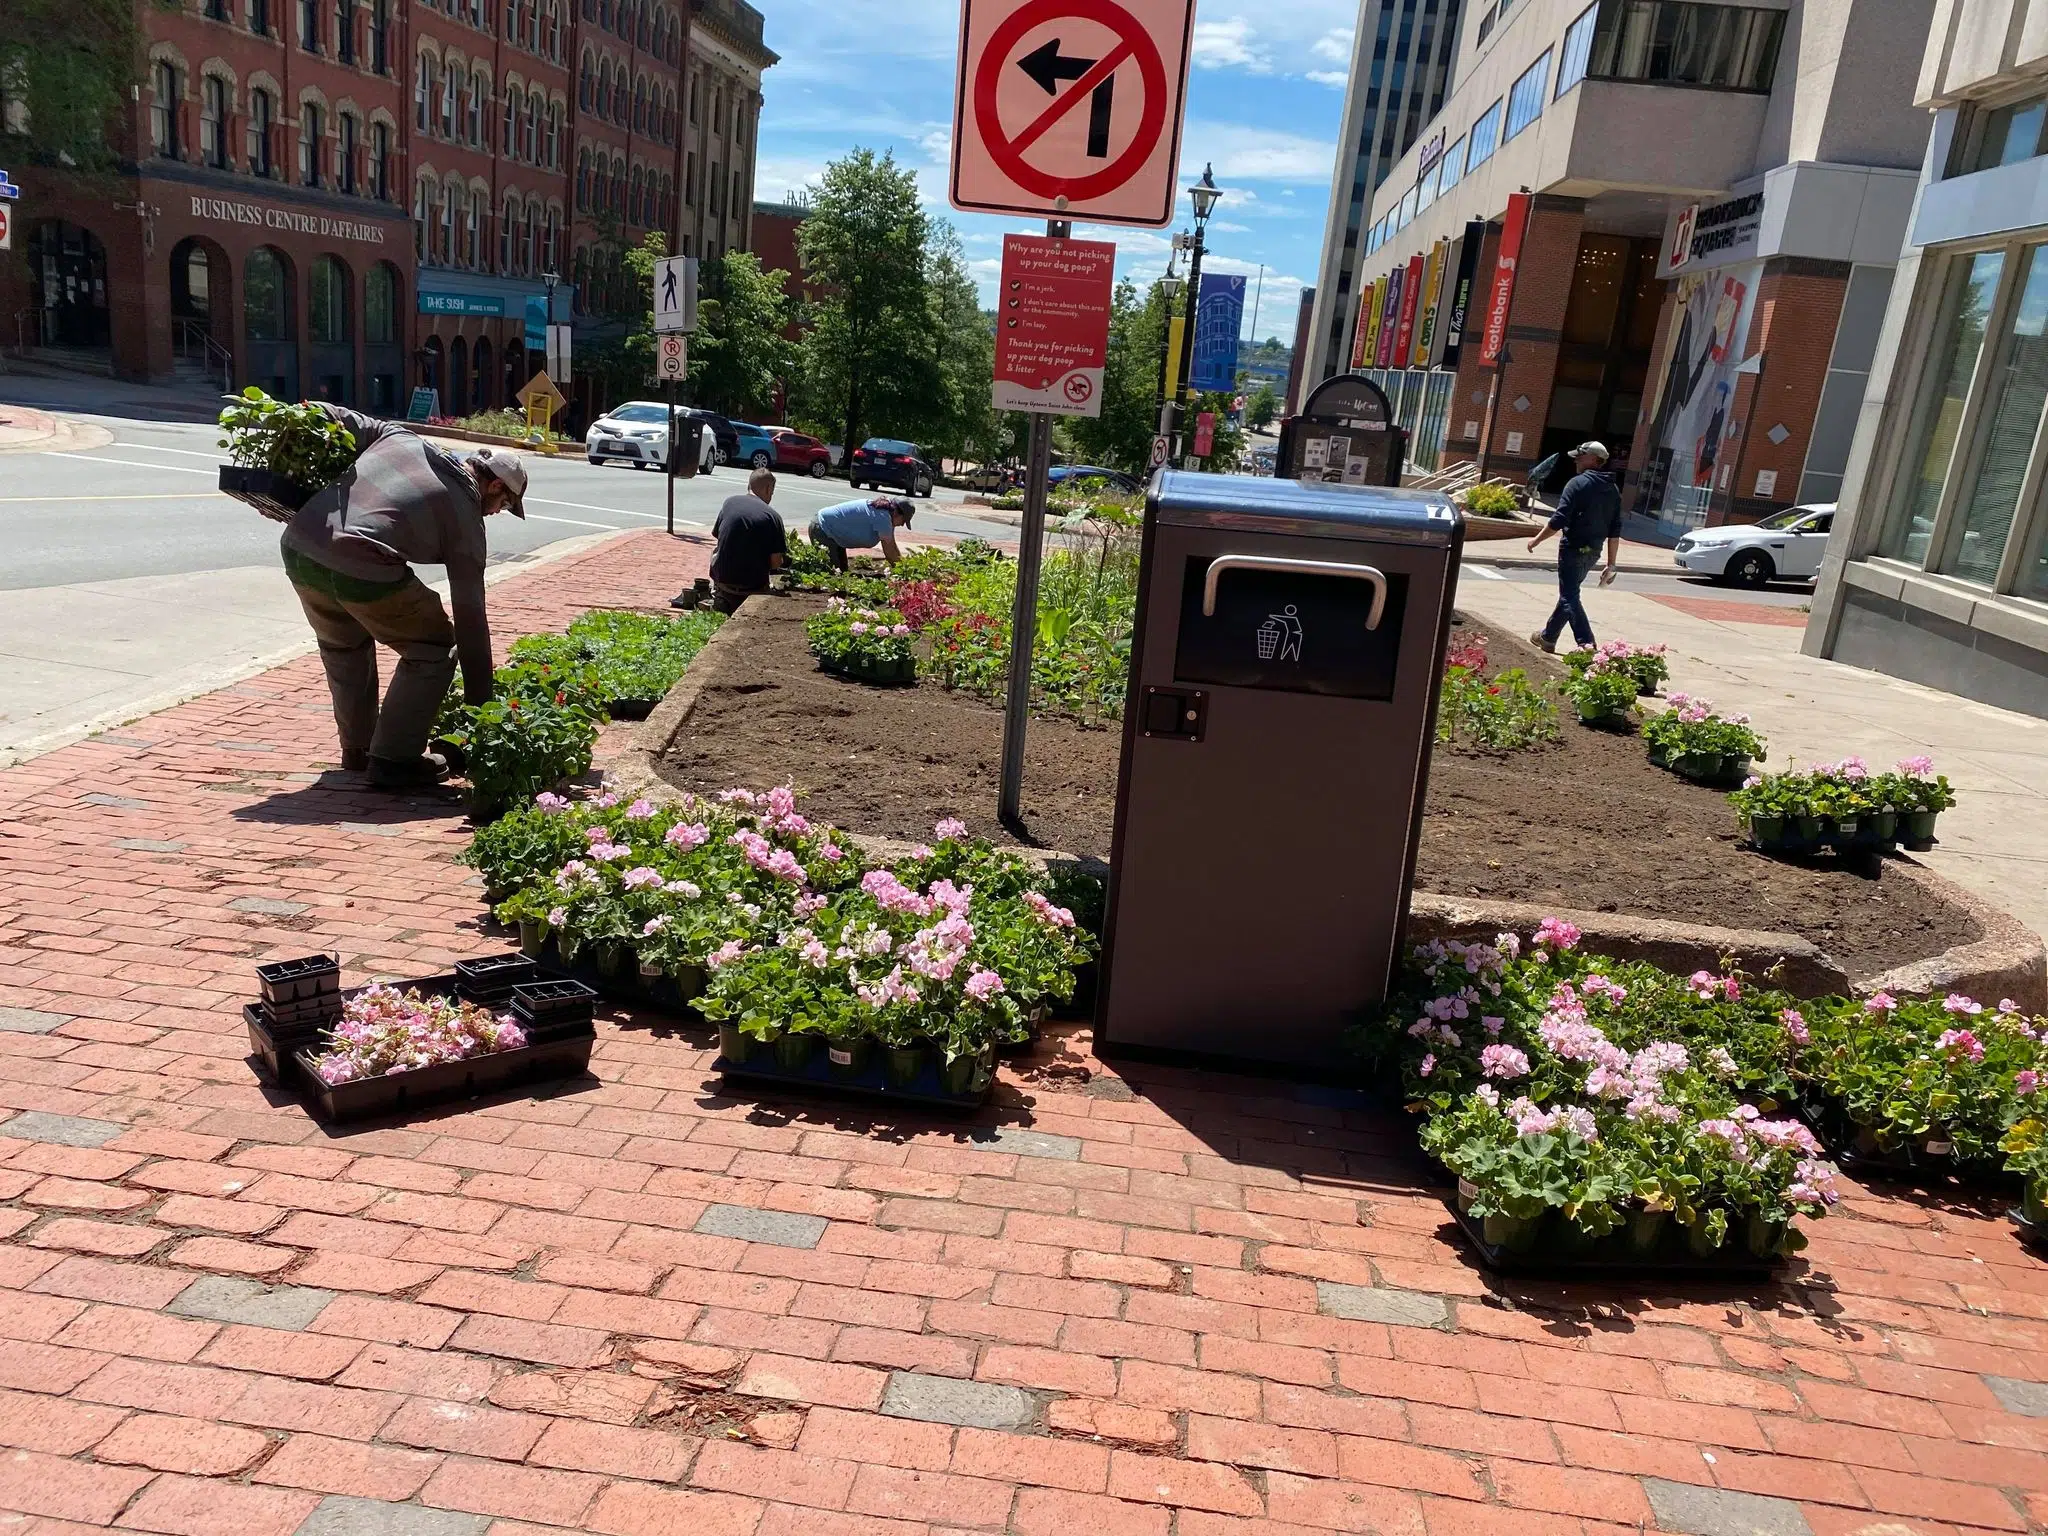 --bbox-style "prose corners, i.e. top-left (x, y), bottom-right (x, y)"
top-left (585, 402), bottom-right (716, 473)
top-left (731, 421), bottom-right (781, 471)
top-left (1673, 503), bottom-right (1835, 587)
top-left (765, 426), bottom-right (832, 477)
top-left (850, 438), bottom-right (936, 497)
top-left (964, 462), bottom-right (1016, 494)
top-left (1047, 464), bottom-right (1142, 494)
